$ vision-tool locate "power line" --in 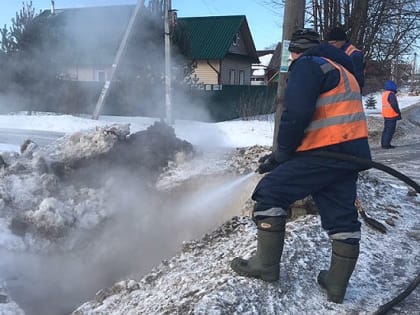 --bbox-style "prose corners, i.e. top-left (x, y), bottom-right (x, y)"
top-left (251, 0), bottom-right (282, 16)
top-left (200, 0), bottom-right (221, 15)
